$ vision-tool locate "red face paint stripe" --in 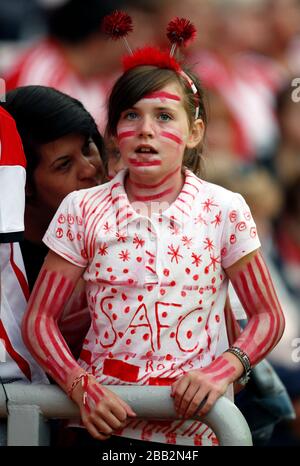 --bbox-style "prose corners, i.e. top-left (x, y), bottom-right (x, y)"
top-left (143, 91), bottom-right (181, 101)
top-left (161, 131), bottom-right (183, 145)
top-left (118, 130), bottom-right (136, 140)
top-left (129, 159), bottom-right (162, 167)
